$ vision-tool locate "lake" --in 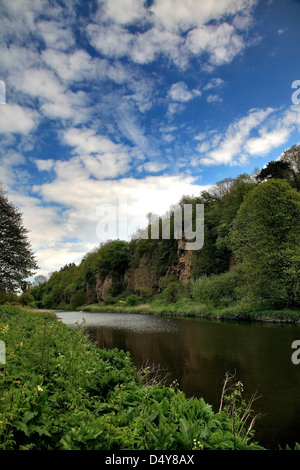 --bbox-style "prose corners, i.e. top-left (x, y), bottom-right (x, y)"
top-left (57, 311), bottom-right (300, 450)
